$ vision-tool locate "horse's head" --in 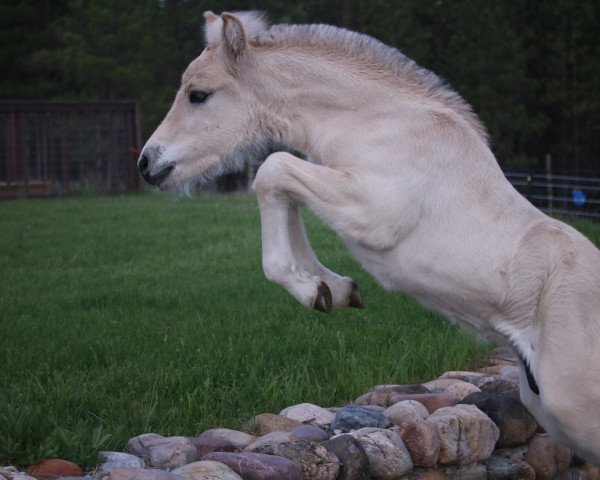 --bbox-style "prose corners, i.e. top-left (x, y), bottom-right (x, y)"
top-left (138, 11), bottom-right (270, 190)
